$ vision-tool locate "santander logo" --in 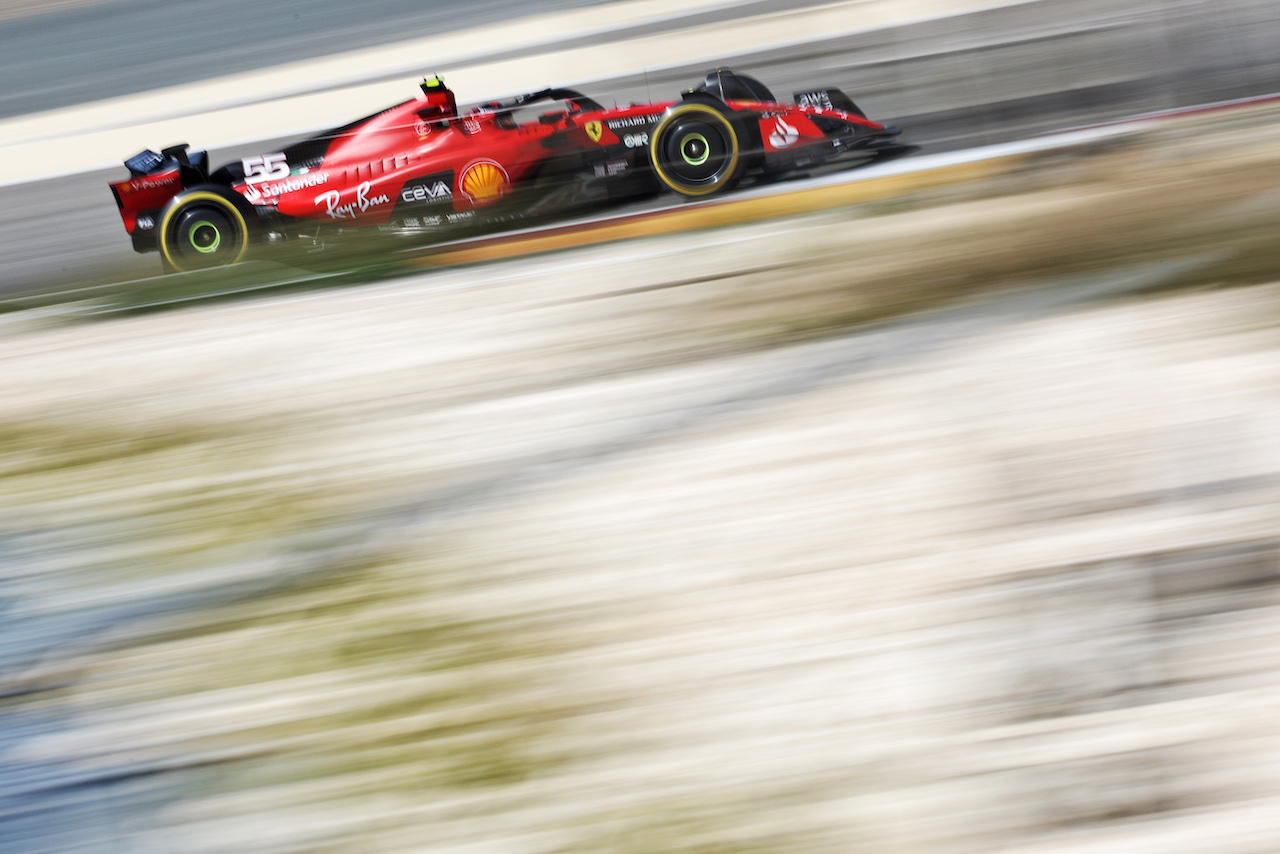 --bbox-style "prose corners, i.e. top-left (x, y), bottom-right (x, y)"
top-left (769, 117), bottom-right (799, 149)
